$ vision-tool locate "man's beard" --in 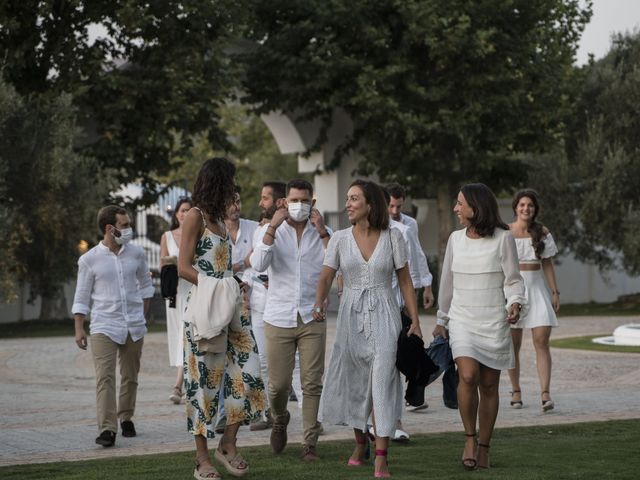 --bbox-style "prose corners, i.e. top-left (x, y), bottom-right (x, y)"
top-left (262, 205), bottom-right (277, 220)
